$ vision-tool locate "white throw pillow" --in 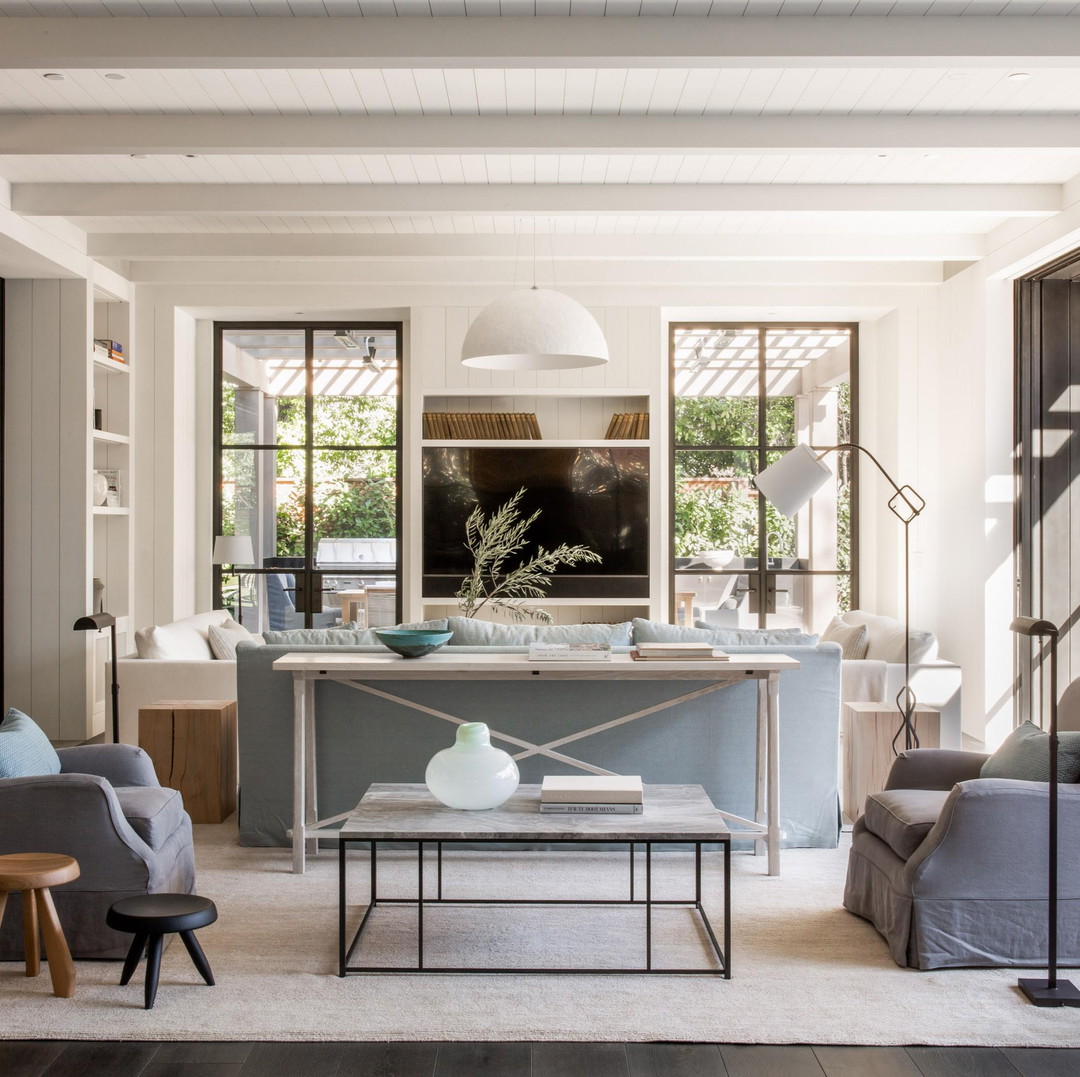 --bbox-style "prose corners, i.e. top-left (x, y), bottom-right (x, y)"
top-left (208, 619), bottom-right (258, 660)
top-left (134, 609), bottom-right (234, 660)
top-left (841, 610), bottom-right (937, 664)
top-left (821, 615), bottom-right (870, 660)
